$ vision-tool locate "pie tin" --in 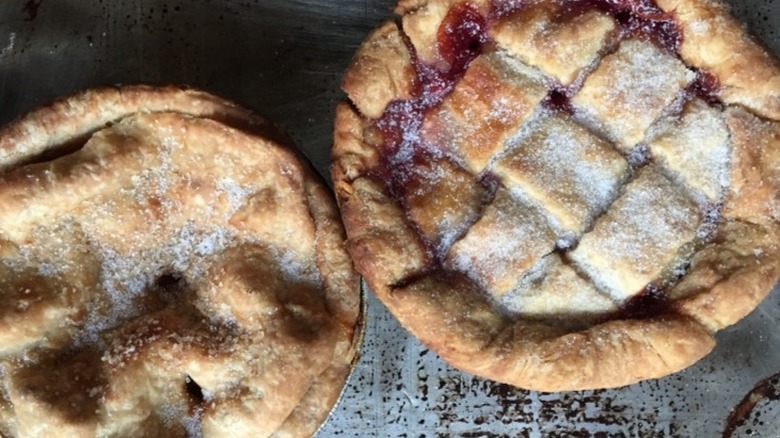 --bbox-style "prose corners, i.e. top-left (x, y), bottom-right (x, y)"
top-left (0, 0), bottom-right (778, 436)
